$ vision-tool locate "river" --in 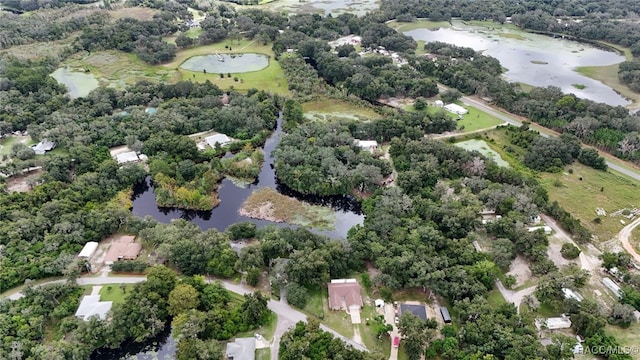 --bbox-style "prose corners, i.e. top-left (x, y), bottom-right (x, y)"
top-left (131, 114), bottom-right (364, 240)
top-left (404, 21), bottom-right (629, 106)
